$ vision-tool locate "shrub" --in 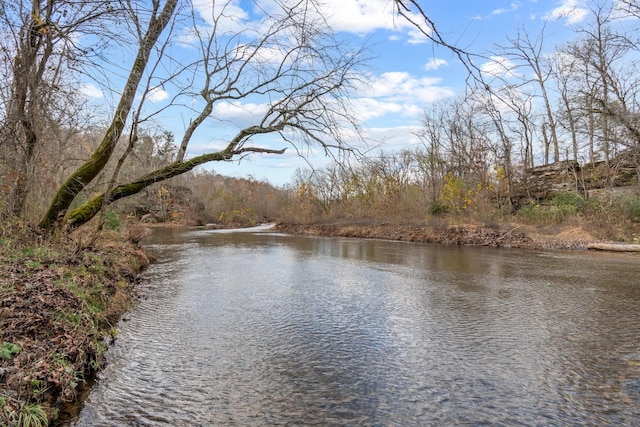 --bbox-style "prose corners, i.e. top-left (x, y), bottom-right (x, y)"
top-left (428, 200), bottom-right (450, 215)
top-left (218, 207), bottom-right (258, 226)
top-left (551, 192), bottom-right (584, 216)
top-left (104, 210), bottom-right (121, 231)
top-left (624, 198), bottom-right (640, 223)
top-left (440, 173), bottom-right (472, 214)
top-left (517, 202), bottom-right (558, 224)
